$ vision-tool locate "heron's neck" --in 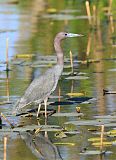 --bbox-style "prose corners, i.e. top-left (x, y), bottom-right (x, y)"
top-left (54, 38), bottom-right (64, 65)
